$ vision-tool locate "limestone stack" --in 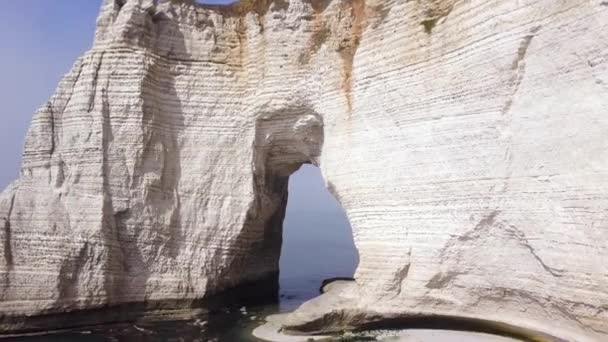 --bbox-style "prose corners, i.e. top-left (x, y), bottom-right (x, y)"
top-left (0, 0), bottom-right (607, 340)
